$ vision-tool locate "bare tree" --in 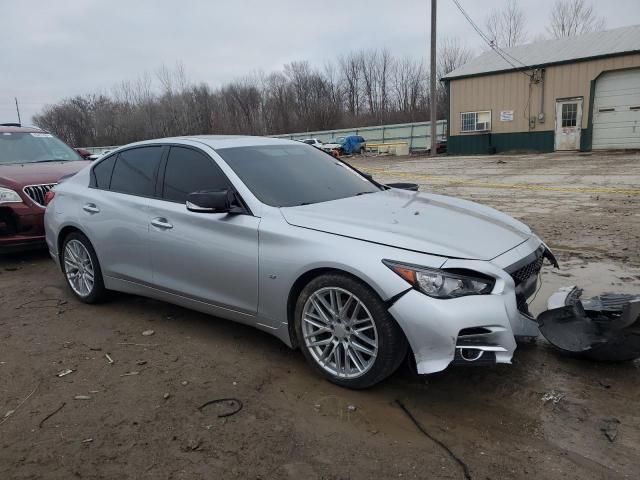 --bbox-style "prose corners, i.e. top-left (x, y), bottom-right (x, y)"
top-left (391, 57), bottom-right (425, 120)
top-left (34, 41), bottom-right (476, 145)
top-left (437, 37), bottom-right (473, 78)
top-left (436, 38), bottom-right (474, 120)
top-left (338, 51), bottom-right (364, 120)
top-left (485, 0), bottom-right (527, 48)
top-left (547, 0), bottom-right (606, 38)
